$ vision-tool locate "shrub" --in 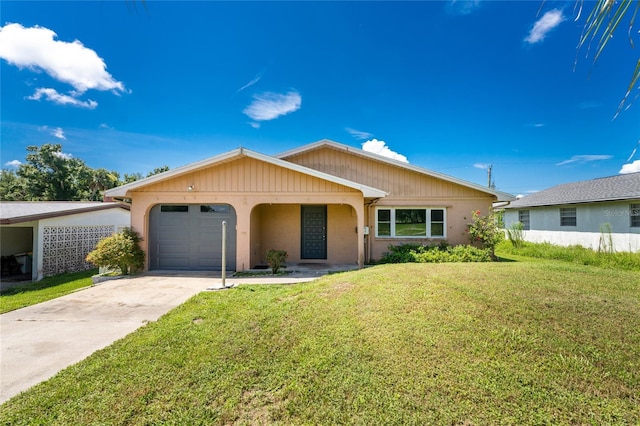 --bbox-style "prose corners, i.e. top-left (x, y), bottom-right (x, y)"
top-left (266, 249), bottom-right (287, 273)
top-left (465, 209), bottom-right (504, 258)
top-left (507, 221), bottom-right (525, 248)
top-left (378, 242), bottom-right (491, 264)
top-left (86, 227), bottom-right (145, 275)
